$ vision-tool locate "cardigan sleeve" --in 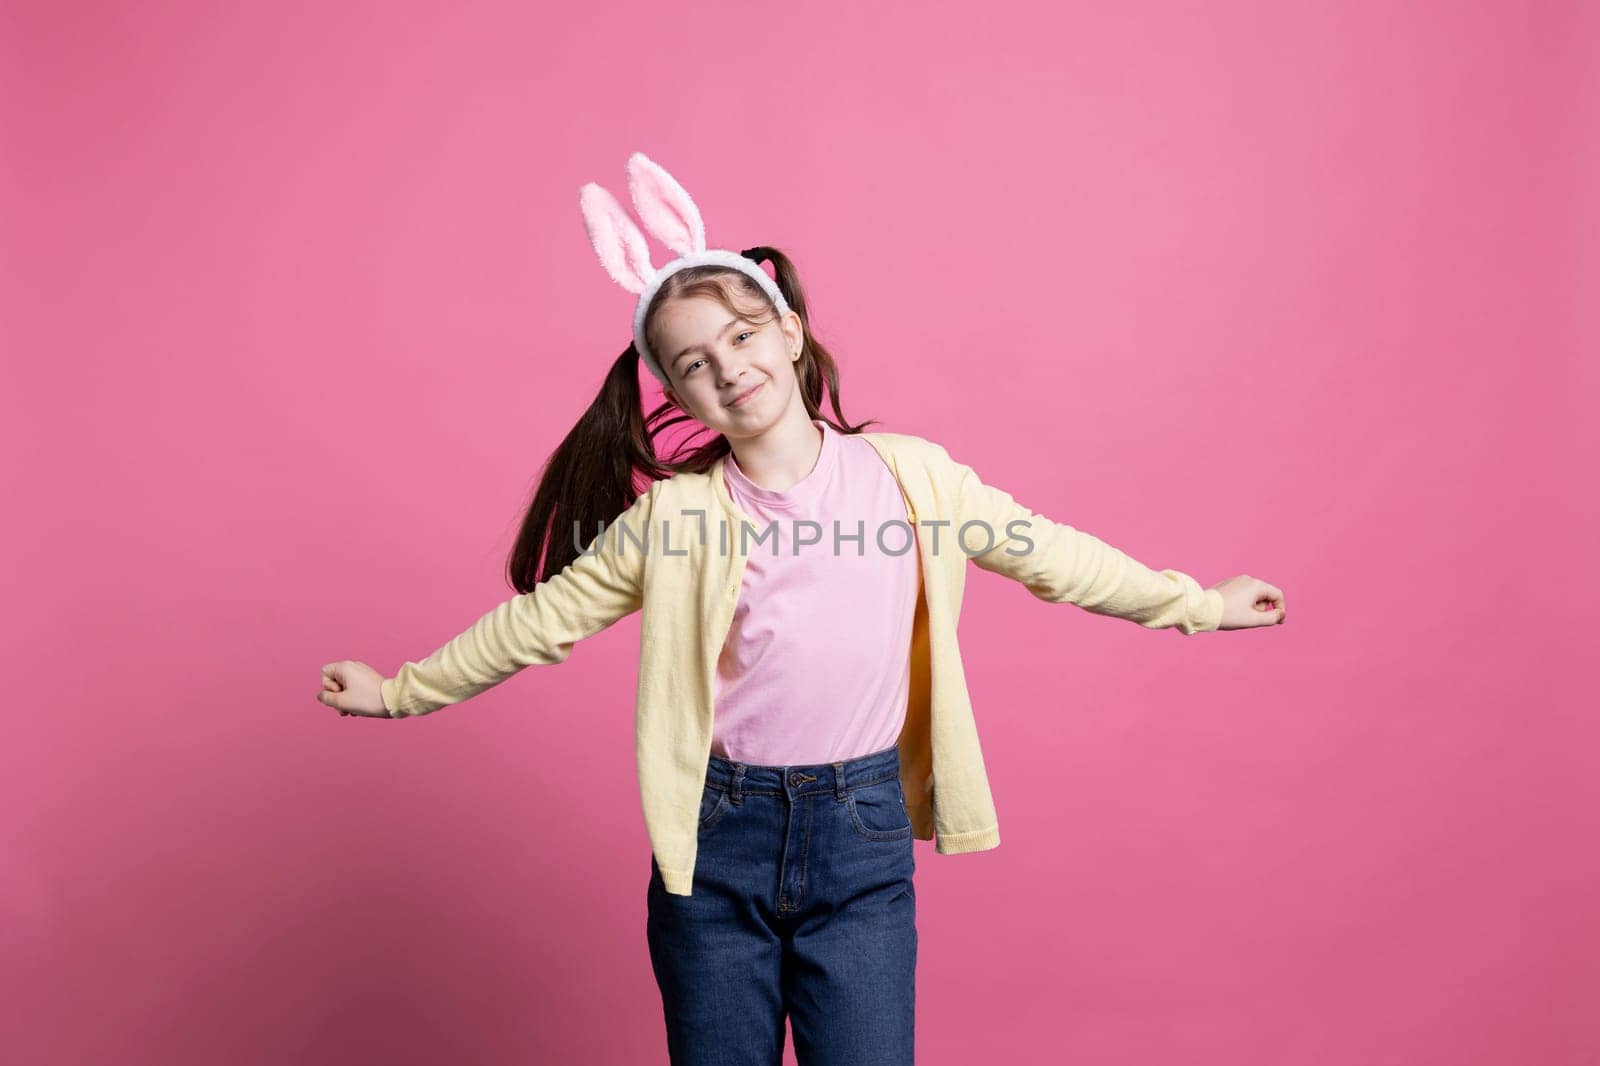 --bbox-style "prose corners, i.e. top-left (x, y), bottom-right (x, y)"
top-left (945, 447), bottom-right (1224, 635)
top-left (379, 481), bottom-right (657, 717)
